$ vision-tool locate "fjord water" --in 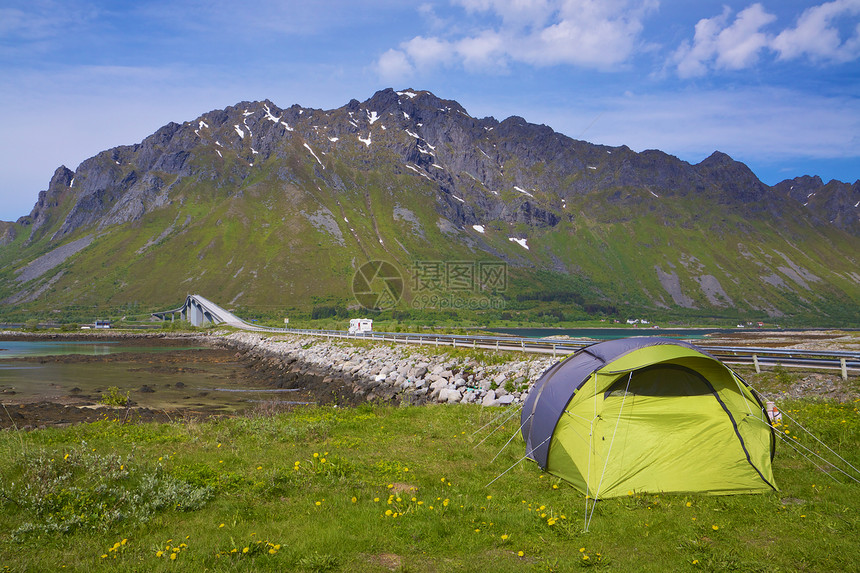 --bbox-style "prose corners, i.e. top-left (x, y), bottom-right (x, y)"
top-left (0, 339), bottom-right (197, 358)
top-left (0, 338), bottom-right (291, 412)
